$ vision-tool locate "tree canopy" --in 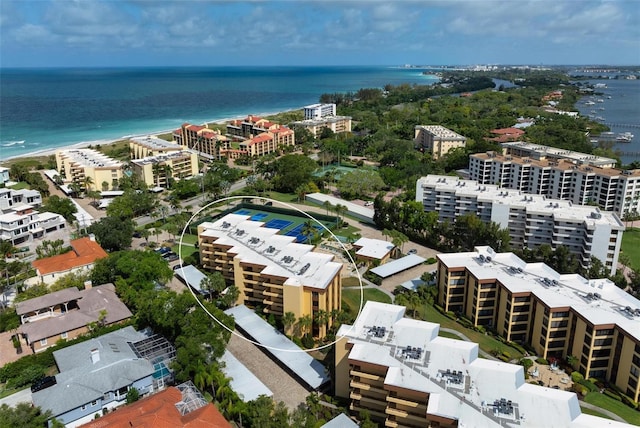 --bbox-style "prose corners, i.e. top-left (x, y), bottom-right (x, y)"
top-left (271, 154), bottom-right (318, 193)
top-left (40, 195), bottom-right (77, 222)
top-left (88, 216), bottom-right (135, 252)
